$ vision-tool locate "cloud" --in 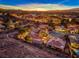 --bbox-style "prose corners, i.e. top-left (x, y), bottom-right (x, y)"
top-left (0, 4), bottom-right (79, 11)
top-left (0, 4), bottom-right (23, 9)
top-left (17, 4), bottom-right (78, 11)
